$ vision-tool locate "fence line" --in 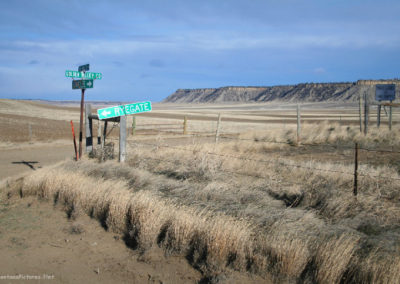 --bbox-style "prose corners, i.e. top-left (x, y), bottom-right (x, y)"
top-left (129, 141), bottom-right (400, 182)
top-left (103, 117), bottom-right (400, 155)
top-left (218, 135), bottom-right (400, 154)
top-left (126, 127), bottom-right (400, 154)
